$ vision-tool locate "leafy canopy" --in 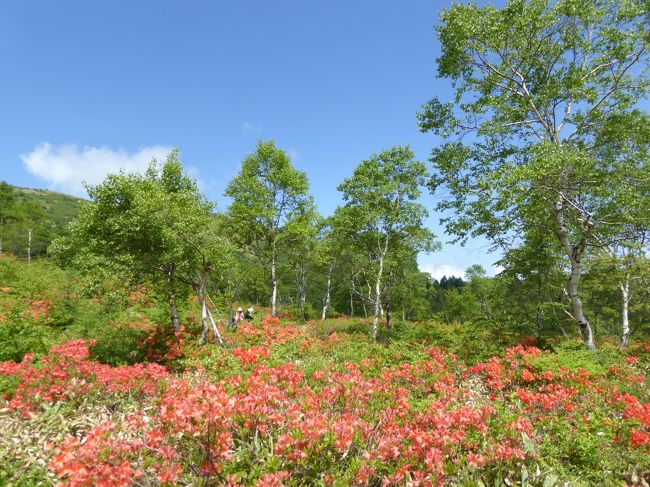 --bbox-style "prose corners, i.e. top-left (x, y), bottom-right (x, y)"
top-left (418, 0), bottom-right (650, 247)
top-left (51, 150), bottom-right (228, 293)
top-left (225, 139), bottom-right (312, 252)
top-left (336, 145), bottom-right (438, 256)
